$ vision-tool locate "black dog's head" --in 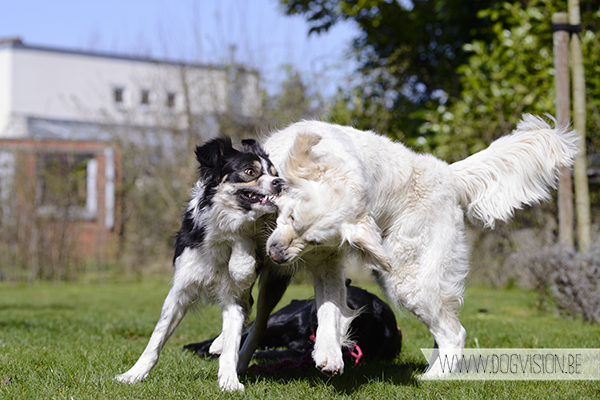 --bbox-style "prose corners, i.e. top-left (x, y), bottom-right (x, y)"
top-left (195, 136), bottom-right (284, 214)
